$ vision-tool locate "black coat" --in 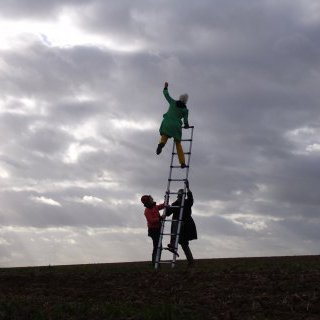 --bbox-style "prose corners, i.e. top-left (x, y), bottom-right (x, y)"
top-left (166, 190), bottom-right (197, 243)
